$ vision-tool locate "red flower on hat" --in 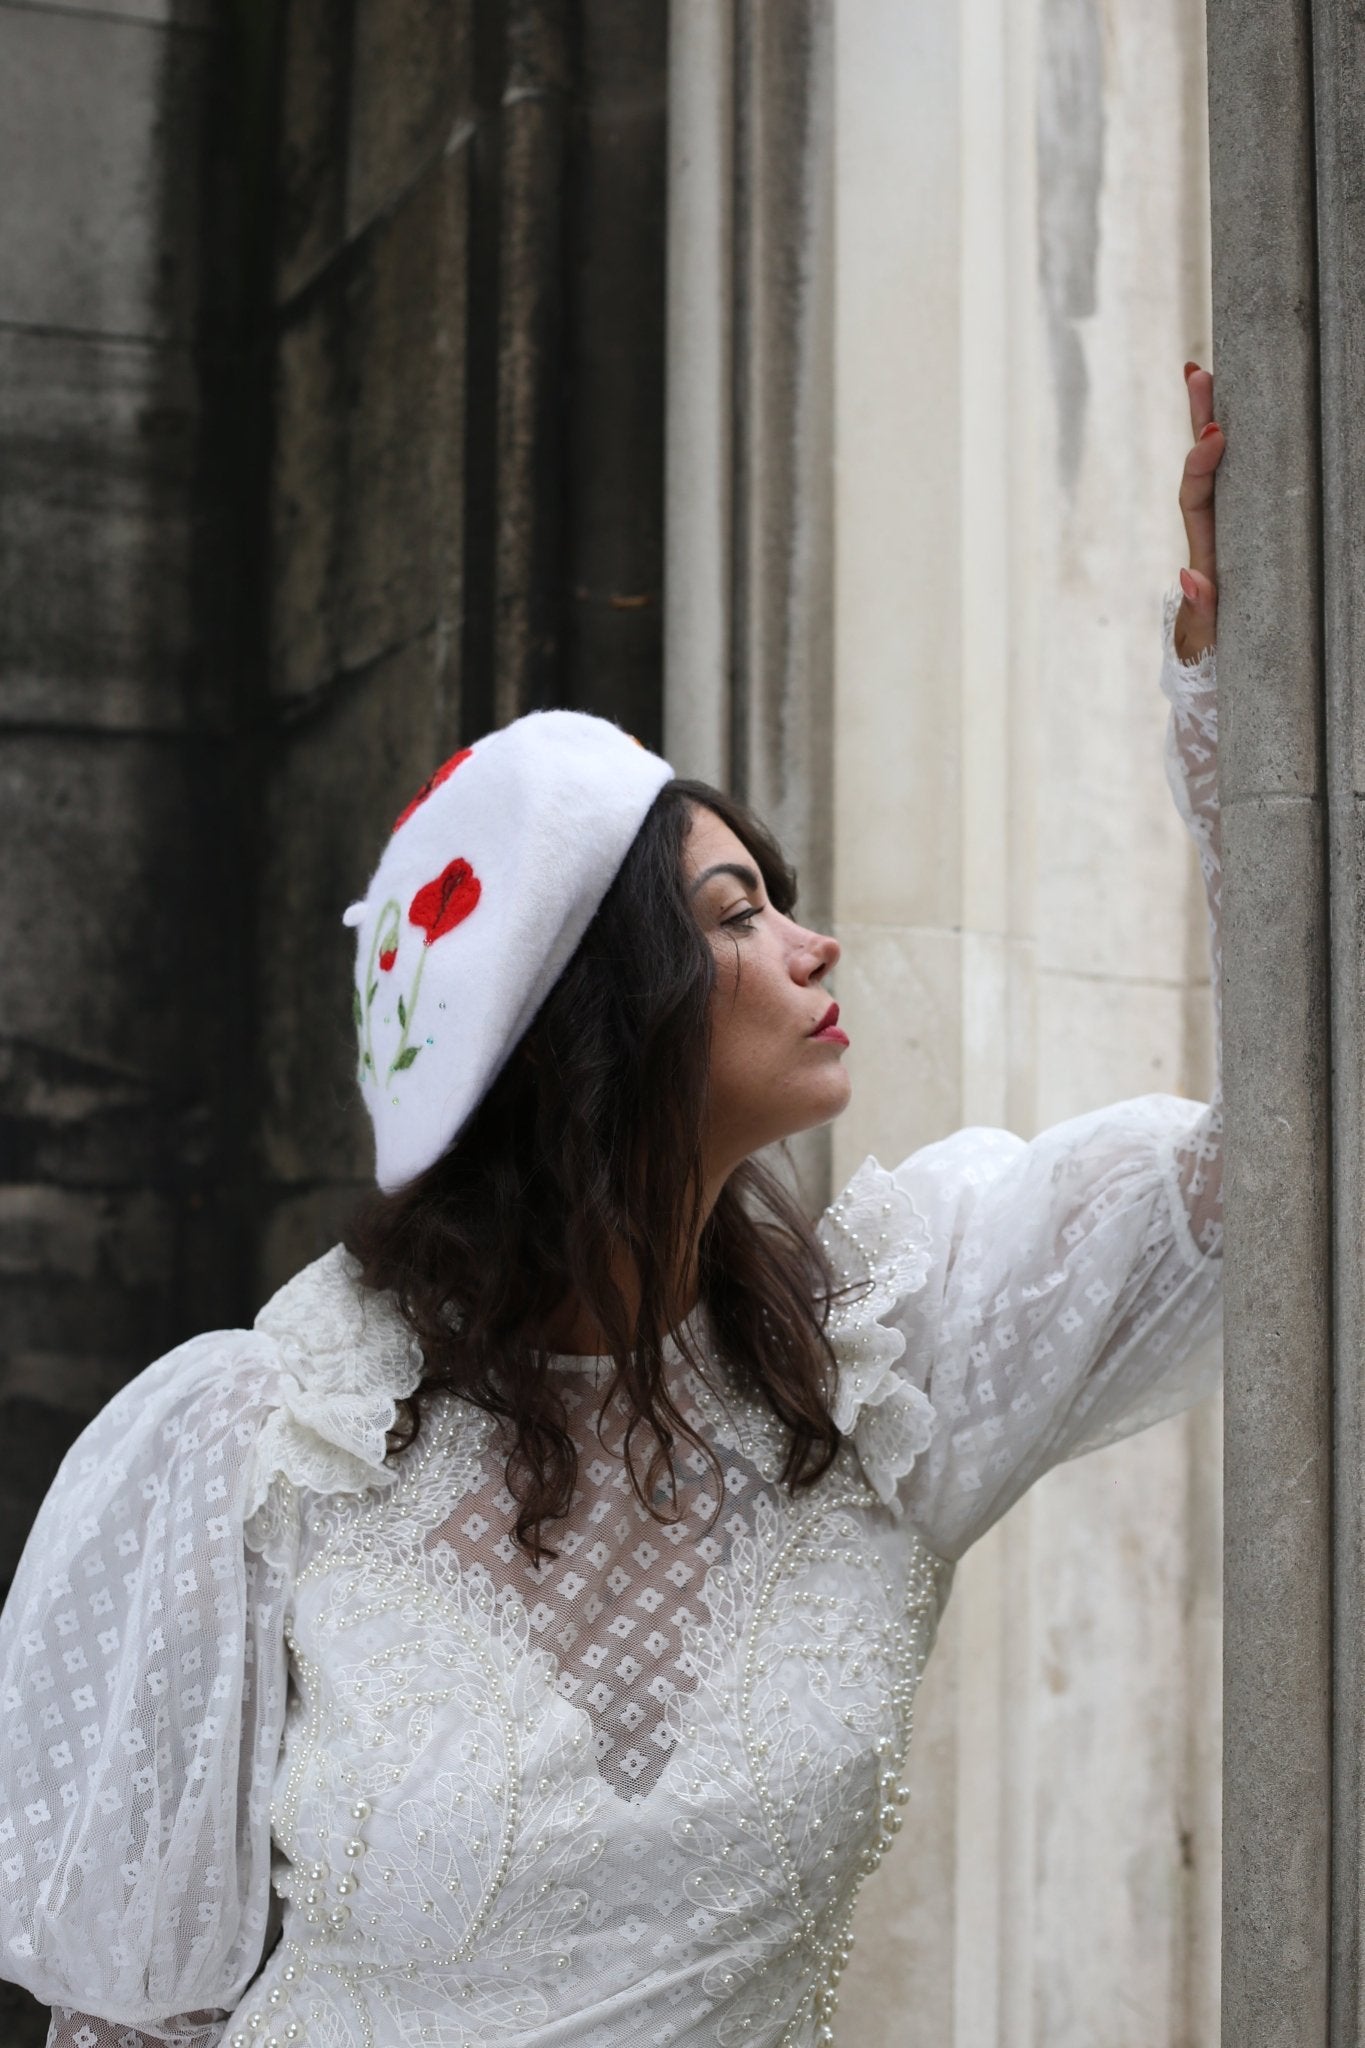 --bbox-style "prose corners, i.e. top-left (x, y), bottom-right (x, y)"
top-left (408, 857), bottom-right (482, 945)
top-left (392, 747), bottom-right (474, 834)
